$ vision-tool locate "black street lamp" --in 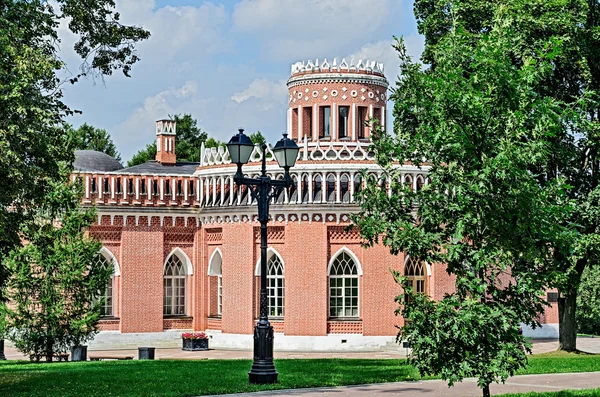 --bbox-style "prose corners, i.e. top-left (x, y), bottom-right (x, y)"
top-left (227, 129), bottom-right (299, 384)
